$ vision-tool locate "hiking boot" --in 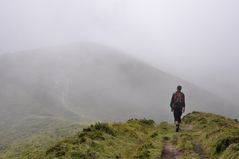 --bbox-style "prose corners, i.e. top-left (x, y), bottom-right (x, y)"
top-left (176, 124), bottom-right (180, 132)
